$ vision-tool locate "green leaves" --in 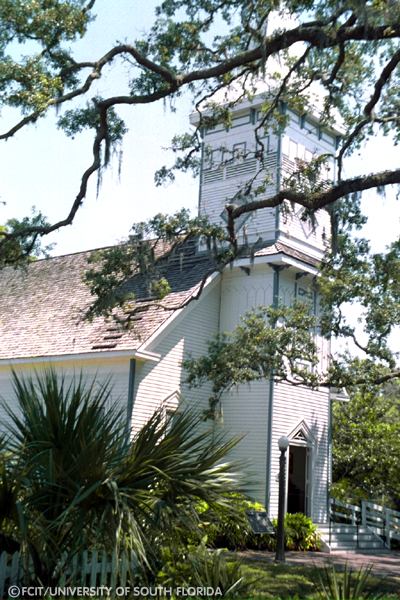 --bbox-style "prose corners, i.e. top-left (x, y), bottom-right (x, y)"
top-left (320, 198), bottom-right (400, 380)
top-left (0, 0), bottom-right (93, 112)
top-left (0, 209), bottom-right (52, 267)
top-left (0, 369), bottom-right (242, 583)
top-left (332, 383), bottom-right (400, 506)
top-left (184, 302), bottom-right (320, 417)
top-left (313, 562), bottom-right (379, 600)
top-left (84, 209), bottom-right (228, 321)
